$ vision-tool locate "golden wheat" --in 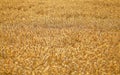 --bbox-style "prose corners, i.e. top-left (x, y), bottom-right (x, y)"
top-left (0, 0), bottom-right (120, 75)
